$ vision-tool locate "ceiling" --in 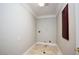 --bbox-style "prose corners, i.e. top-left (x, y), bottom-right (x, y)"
top-left (27, 3), bottom-right (58, 17)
